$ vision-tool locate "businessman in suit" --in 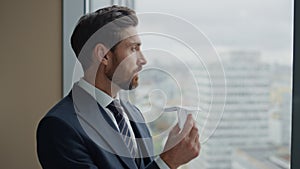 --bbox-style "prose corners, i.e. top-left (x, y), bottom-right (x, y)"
top-left (37, 5), bottom-right (200, 169)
